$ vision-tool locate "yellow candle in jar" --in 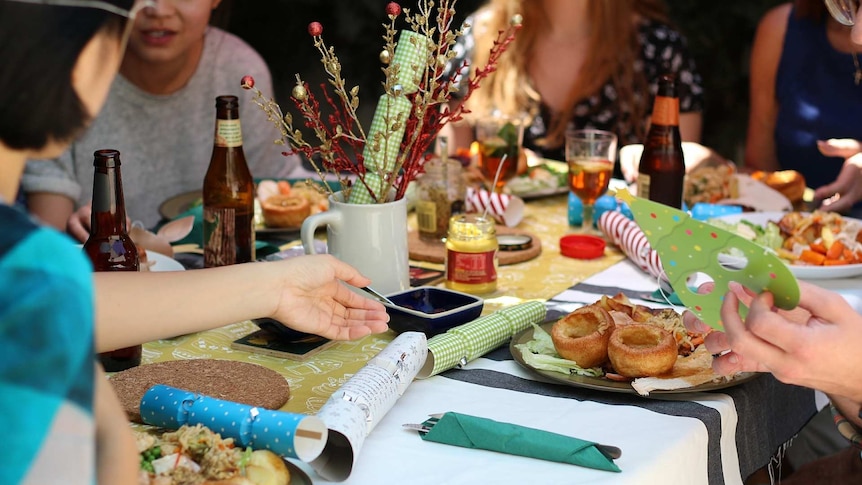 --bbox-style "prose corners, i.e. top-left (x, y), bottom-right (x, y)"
top-left (445, 214), bottom-right (498, 294)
